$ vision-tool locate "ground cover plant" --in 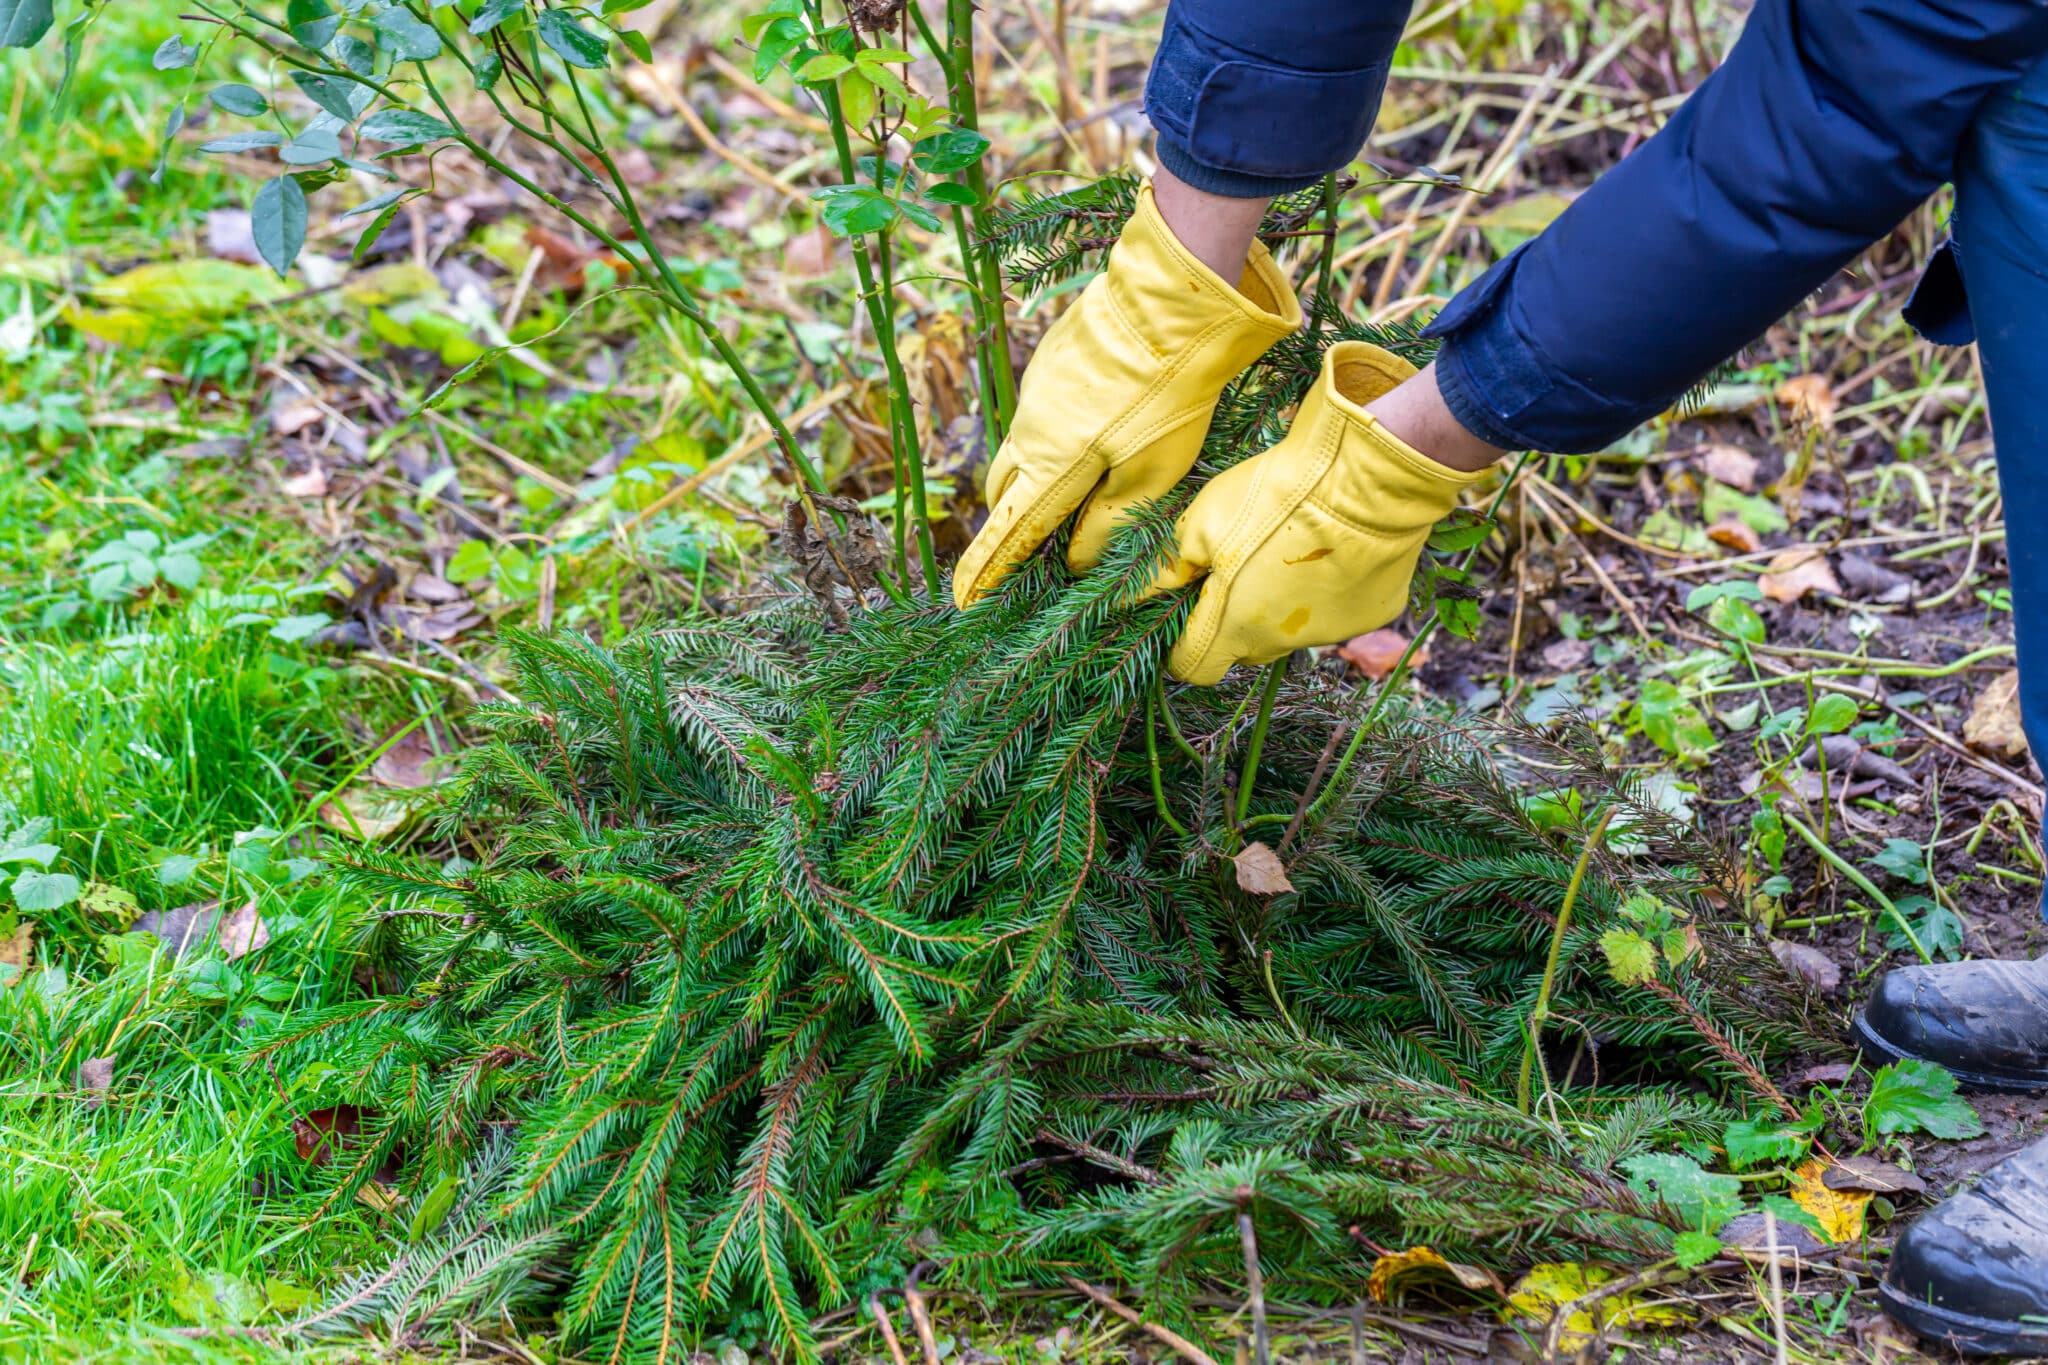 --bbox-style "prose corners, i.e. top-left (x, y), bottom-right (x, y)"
top-left (2, 0), bottom-right (2043, 1362)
